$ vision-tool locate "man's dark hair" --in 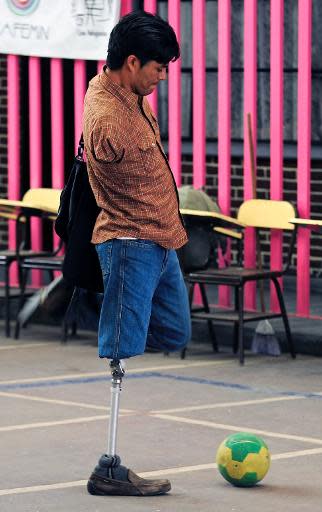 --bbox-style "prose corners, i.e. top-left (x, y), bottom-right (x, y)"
top-left (106, 10), bottom-right (180, 69)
